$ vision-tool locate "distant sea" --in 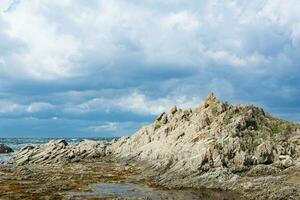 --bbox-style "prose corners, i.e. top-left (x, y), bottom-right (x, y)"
top-left (0, 137), bottom-right (115, 164)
